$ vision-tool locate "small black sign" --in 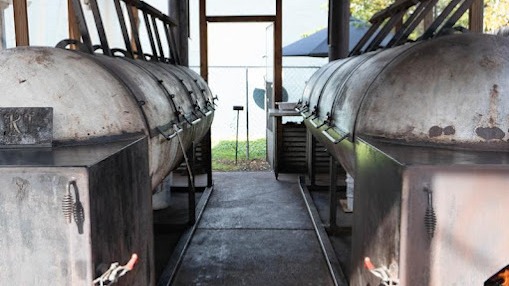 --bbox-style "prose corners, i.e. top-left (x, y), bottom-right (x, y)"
top-left (0, 107), bottom-right (53, 146)
top-left (485, 264), bottom-right (509, 286)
